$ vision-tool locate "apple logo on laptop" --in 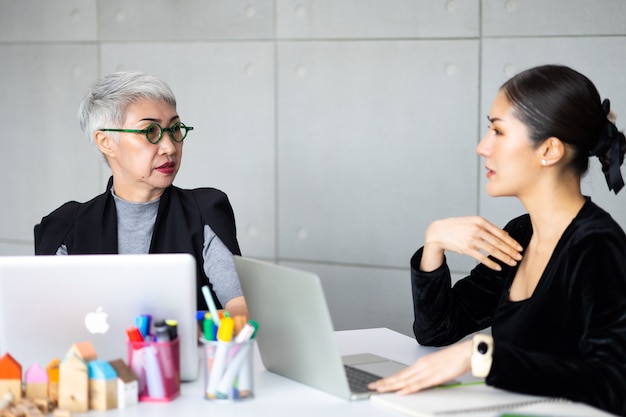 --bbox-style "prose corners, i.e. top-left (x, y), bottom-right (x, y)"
top-left (84, 306), bottom-right (110, 334)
